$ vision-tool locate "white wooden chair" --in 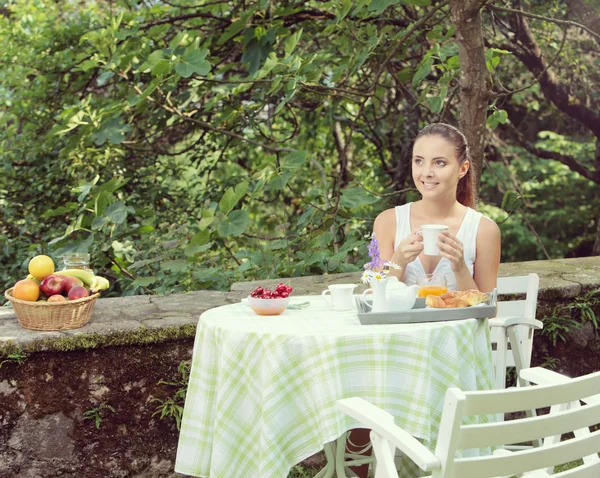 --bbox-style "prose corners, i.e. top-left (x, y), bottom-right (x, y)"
top-left (520, 367), bottom-right (600, 474)
top-left (336, 368), bottom-right (600, 478)
top-left (490, 274), bottom-right (542, 389)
